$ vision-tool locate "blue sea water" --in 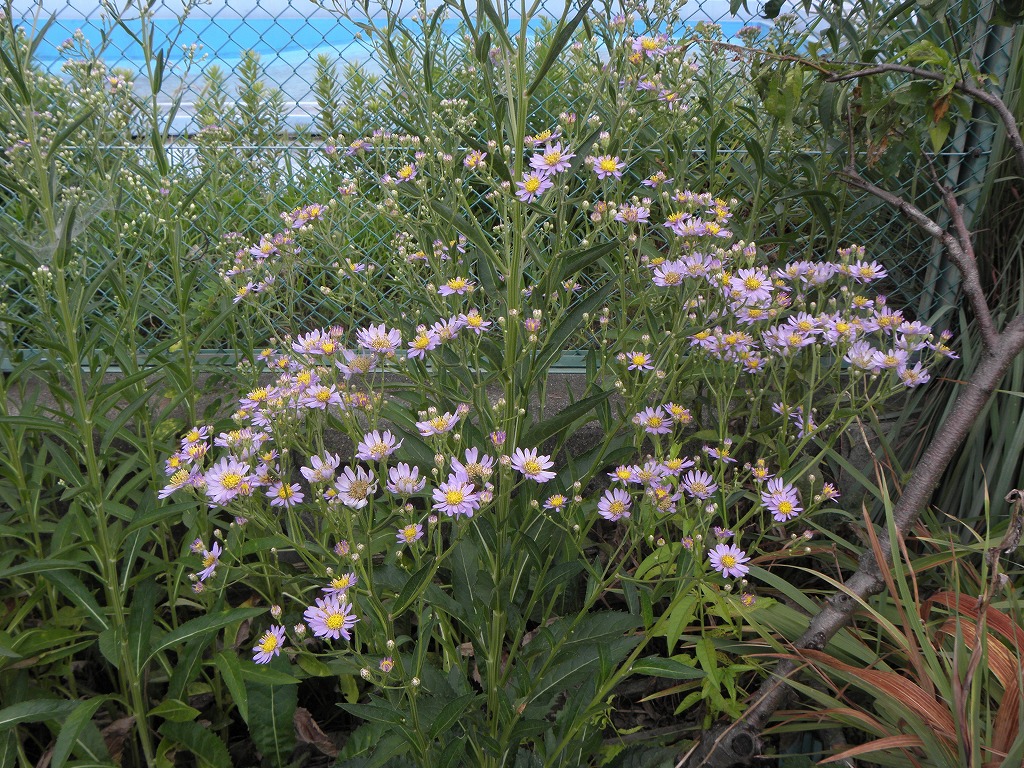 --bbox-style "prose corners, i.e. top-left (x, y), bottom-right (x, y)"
top-left (18, 14), bottom-right (762, 132)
